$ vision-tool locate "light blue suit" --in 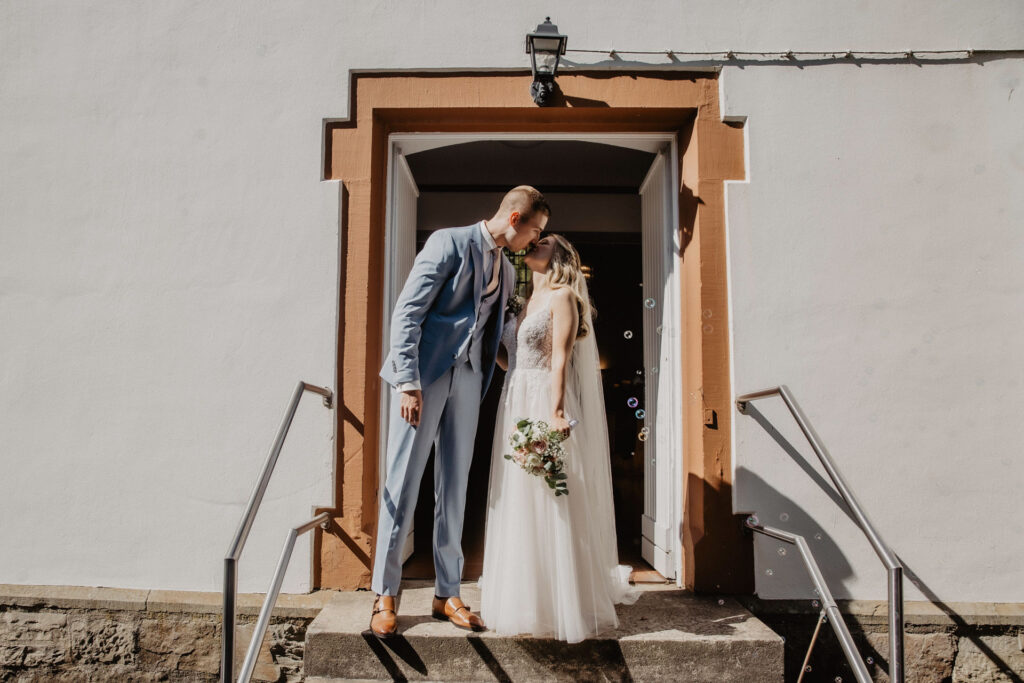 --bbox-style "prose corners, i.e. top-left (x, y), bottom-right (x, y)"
top-left (373, 223), bottom-right (515, 597)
